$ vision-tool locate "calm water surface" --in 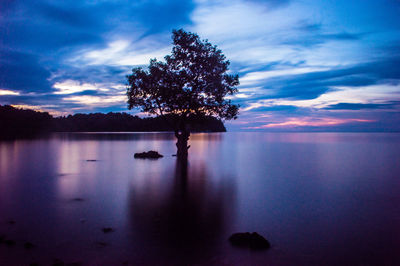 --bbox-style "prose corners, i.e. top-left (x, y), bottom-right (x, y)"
top-left (0, 132), bottom-right (400, 265)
